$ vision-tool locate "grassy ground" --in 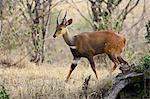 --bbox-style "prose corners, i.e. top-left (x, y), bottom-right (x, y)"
top-left (0, 58), bottom-right (119, 99)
